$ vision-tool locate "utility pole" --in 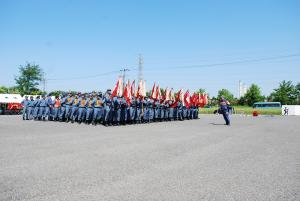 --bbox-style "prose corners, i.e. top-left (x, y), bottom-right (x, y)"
top-left (120, 68), bottom-right (129, 90)
top-left (138, 54), bottom-right (144, 83)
